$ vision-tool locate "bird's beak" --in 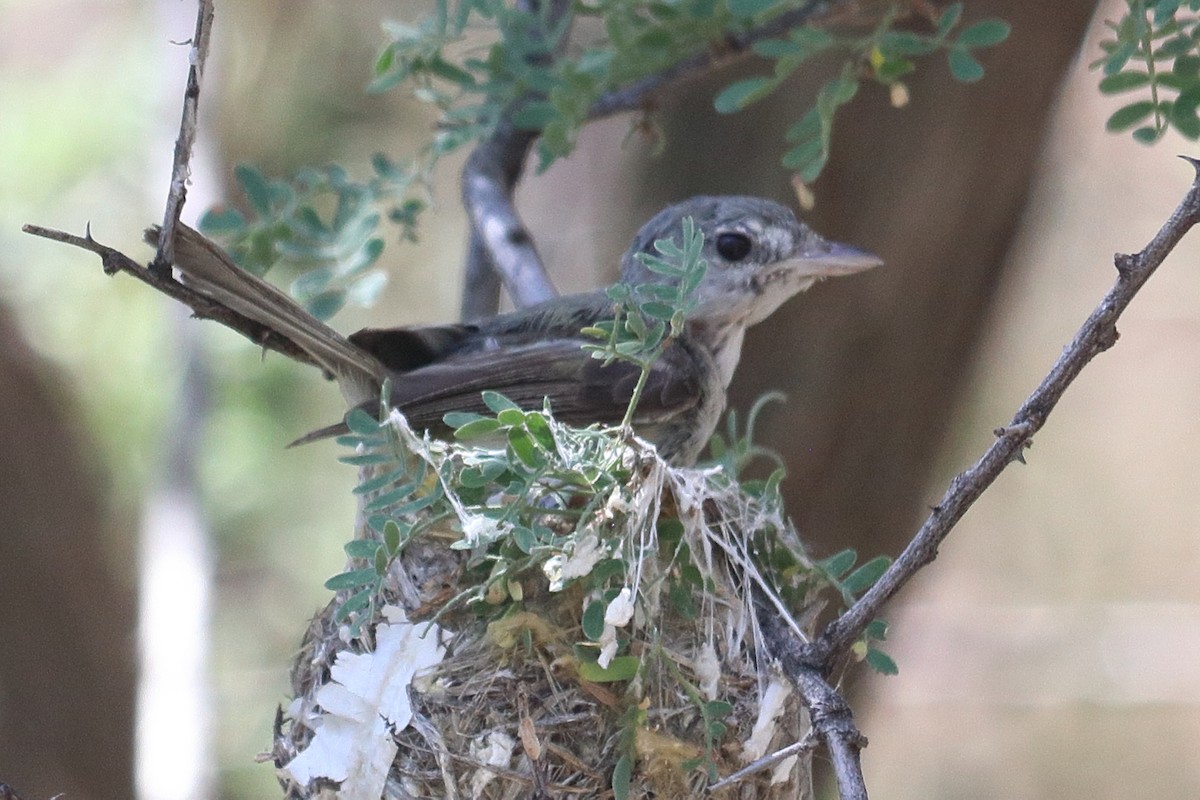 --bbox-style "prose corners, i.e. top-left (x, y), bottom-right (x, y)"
top-left (789, 238), bottom-right (883, 277)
